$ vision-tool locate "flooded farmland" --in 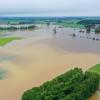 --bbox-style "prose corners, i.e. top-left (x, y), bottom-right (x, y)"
top-left (0, 25), bottom-right (100, 100)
